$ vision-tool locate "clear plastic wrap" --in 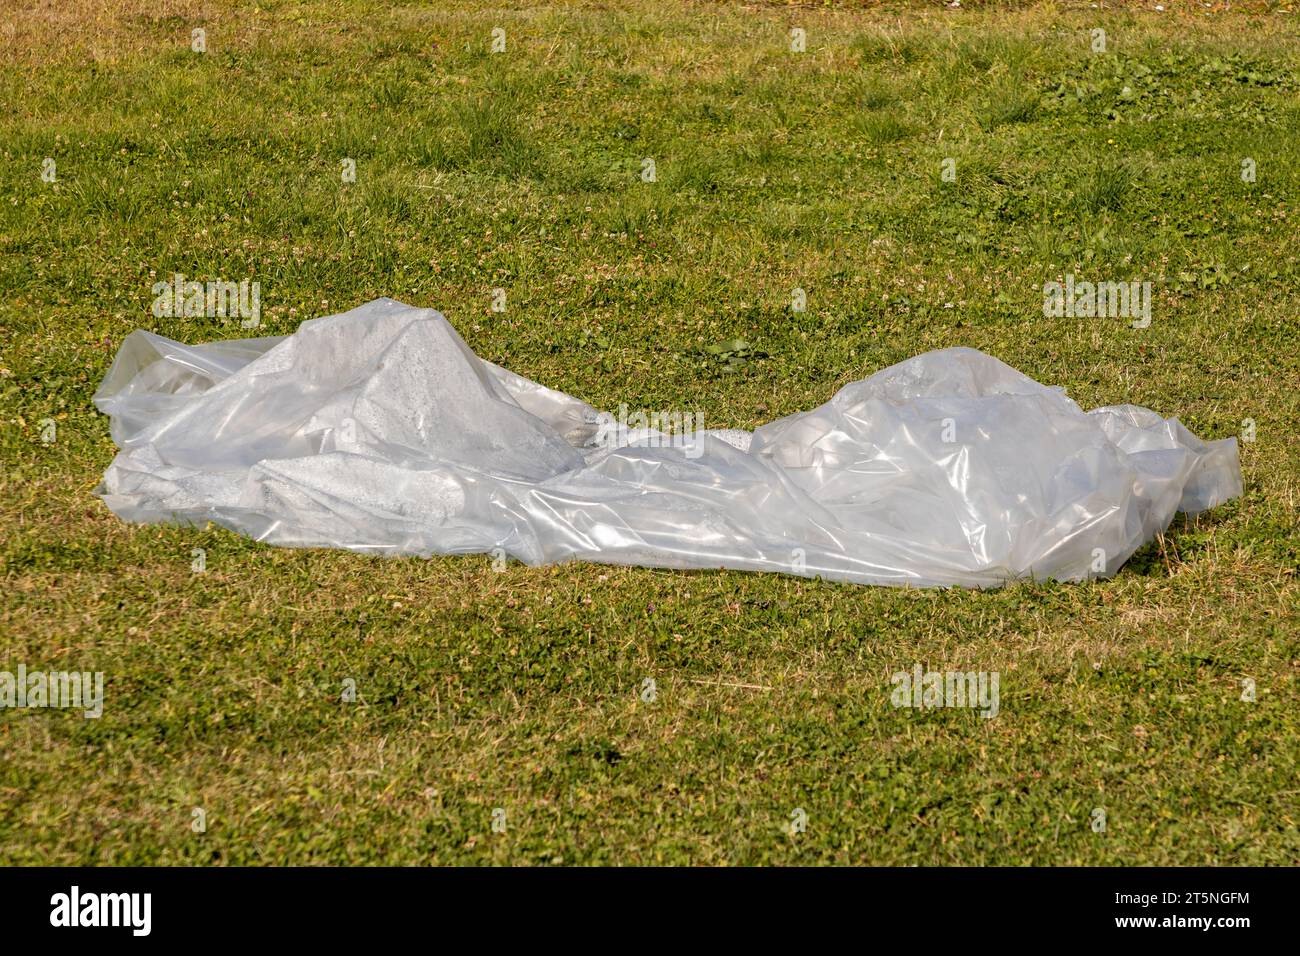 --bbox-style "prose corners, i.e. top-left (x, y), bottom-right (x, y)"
top-left (94, 298), bottom-right (1242, 587)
